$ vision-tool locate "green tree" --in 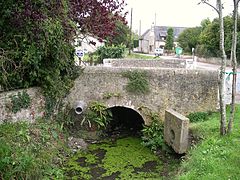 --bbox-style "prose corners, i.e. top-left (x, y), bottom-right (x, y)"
top-left (177, 27), bottom-right (201, 54)
top-left (197, 16), bottom-right (233, 58)
top-left (200, 18), bottom-right (211, 30)
top-left (198, 18), bottom-right (221, 57)
top-left (165, 27), bottom-right (174, 50)
top-left (107, 20), bottom-right (130, 46)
